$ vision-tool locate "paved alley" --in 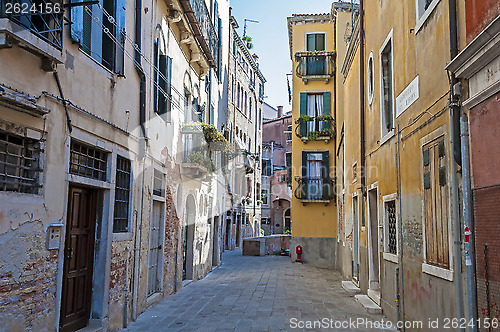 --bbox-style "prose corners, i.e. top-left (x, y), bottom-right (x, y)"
top-left (122, 250), bottom-right (391, 331)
